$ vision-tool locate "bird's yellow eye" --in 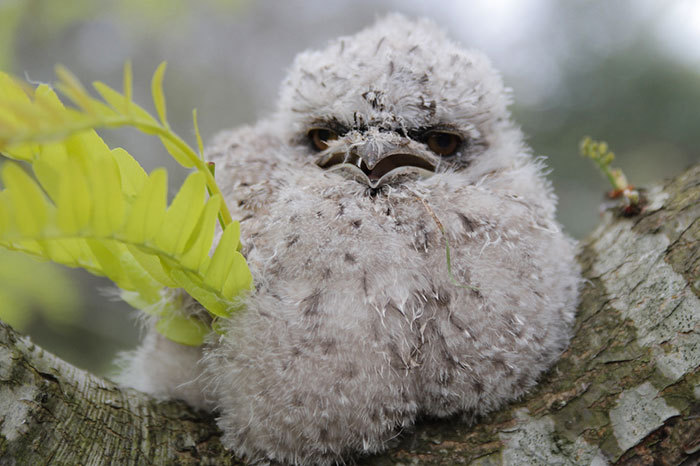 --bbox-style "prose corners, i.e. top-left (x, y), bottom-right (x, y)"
top-left (308, 129), bottom-right (338, 151)
top-left (426, 132), bottom-right (462, 156)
